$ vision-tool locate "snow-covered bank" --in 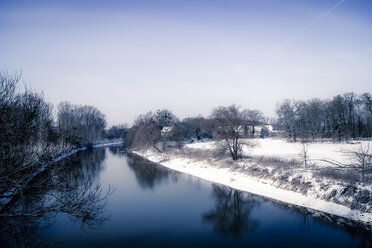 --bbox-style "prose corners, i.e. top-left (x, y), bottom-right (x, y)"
top-left (134, 139), bottom-right (372, 230)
